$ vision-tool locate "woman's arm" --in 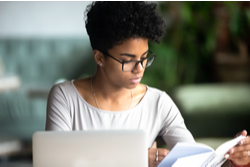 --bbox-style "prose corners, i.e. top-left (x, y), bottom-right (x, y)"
top-left (158, 92), bottom-right (195, 149)
top-left (45, 84), bottom-right (72, 131)
top-left (147, 91), bottom-right (195, 167)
